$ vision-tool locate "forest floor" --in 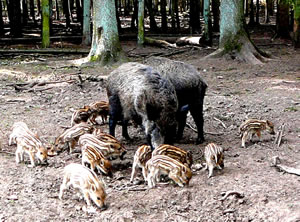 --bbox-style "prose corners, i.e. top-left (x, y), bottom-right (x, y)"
top-left (0, 27), bottom-right (299, 222)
